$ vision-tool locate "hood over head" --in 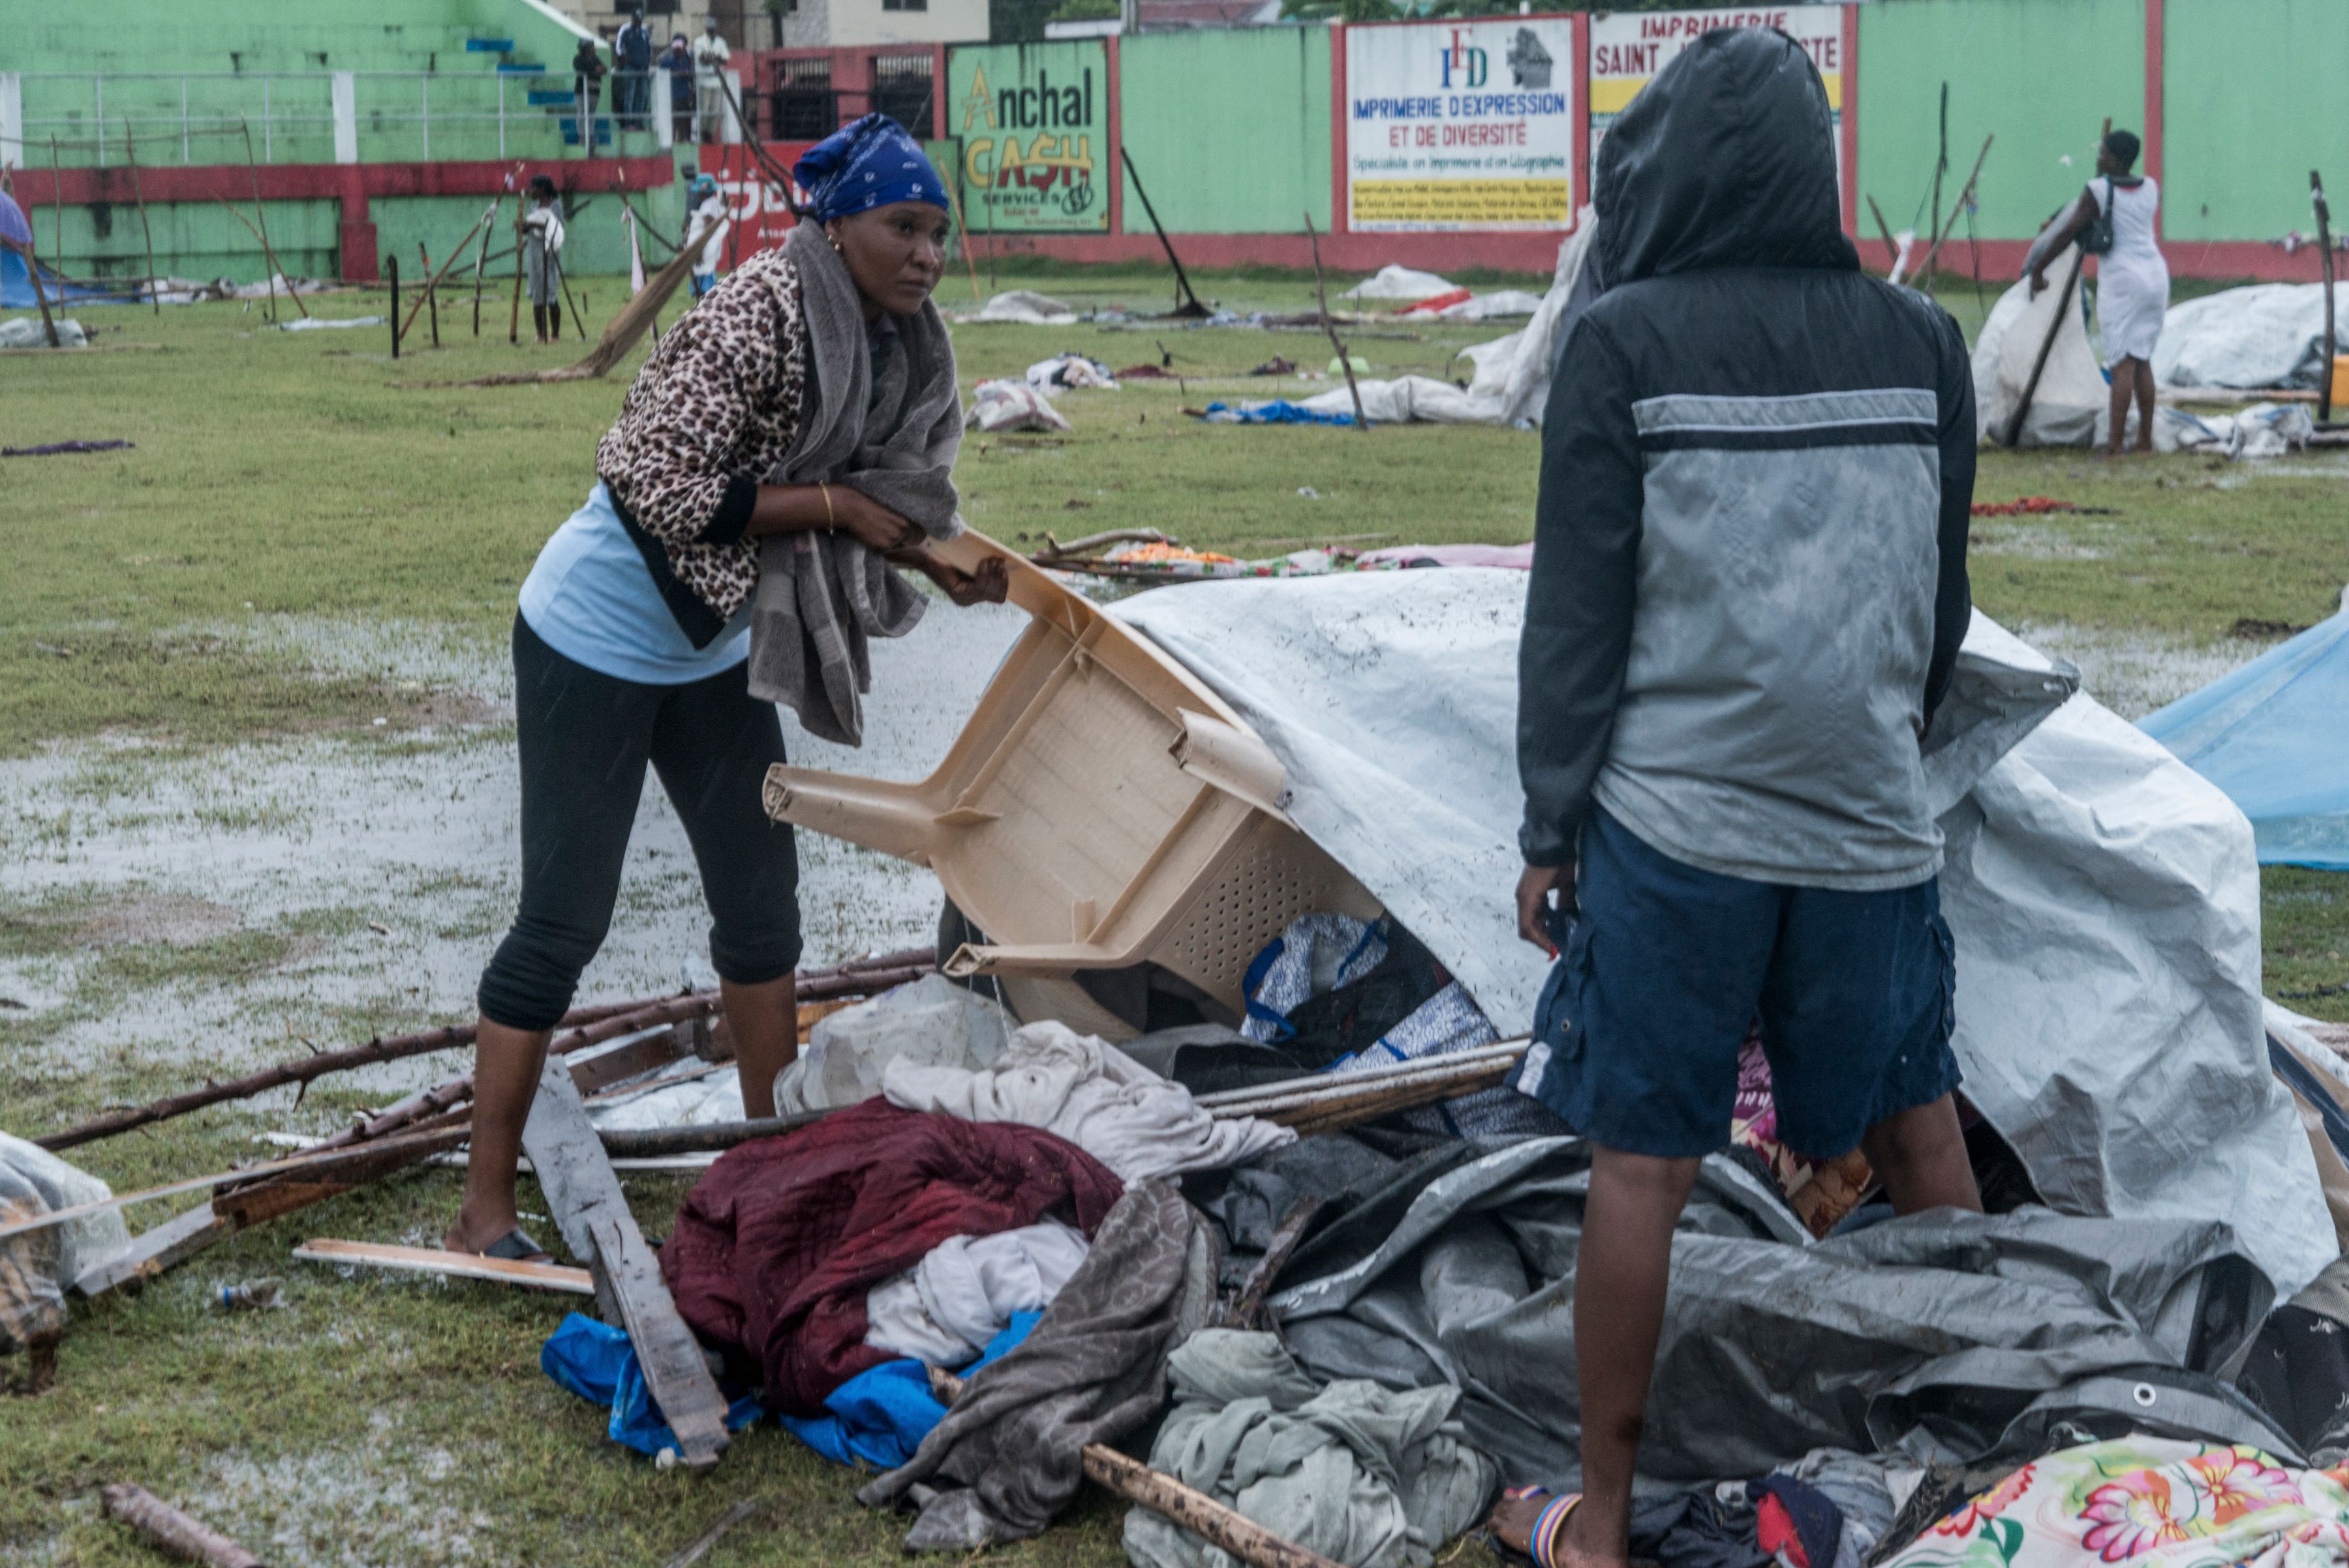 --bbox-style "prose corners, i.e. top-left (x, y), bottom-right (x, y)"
top-left (1595, 26), bottom-right (1858, 285)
